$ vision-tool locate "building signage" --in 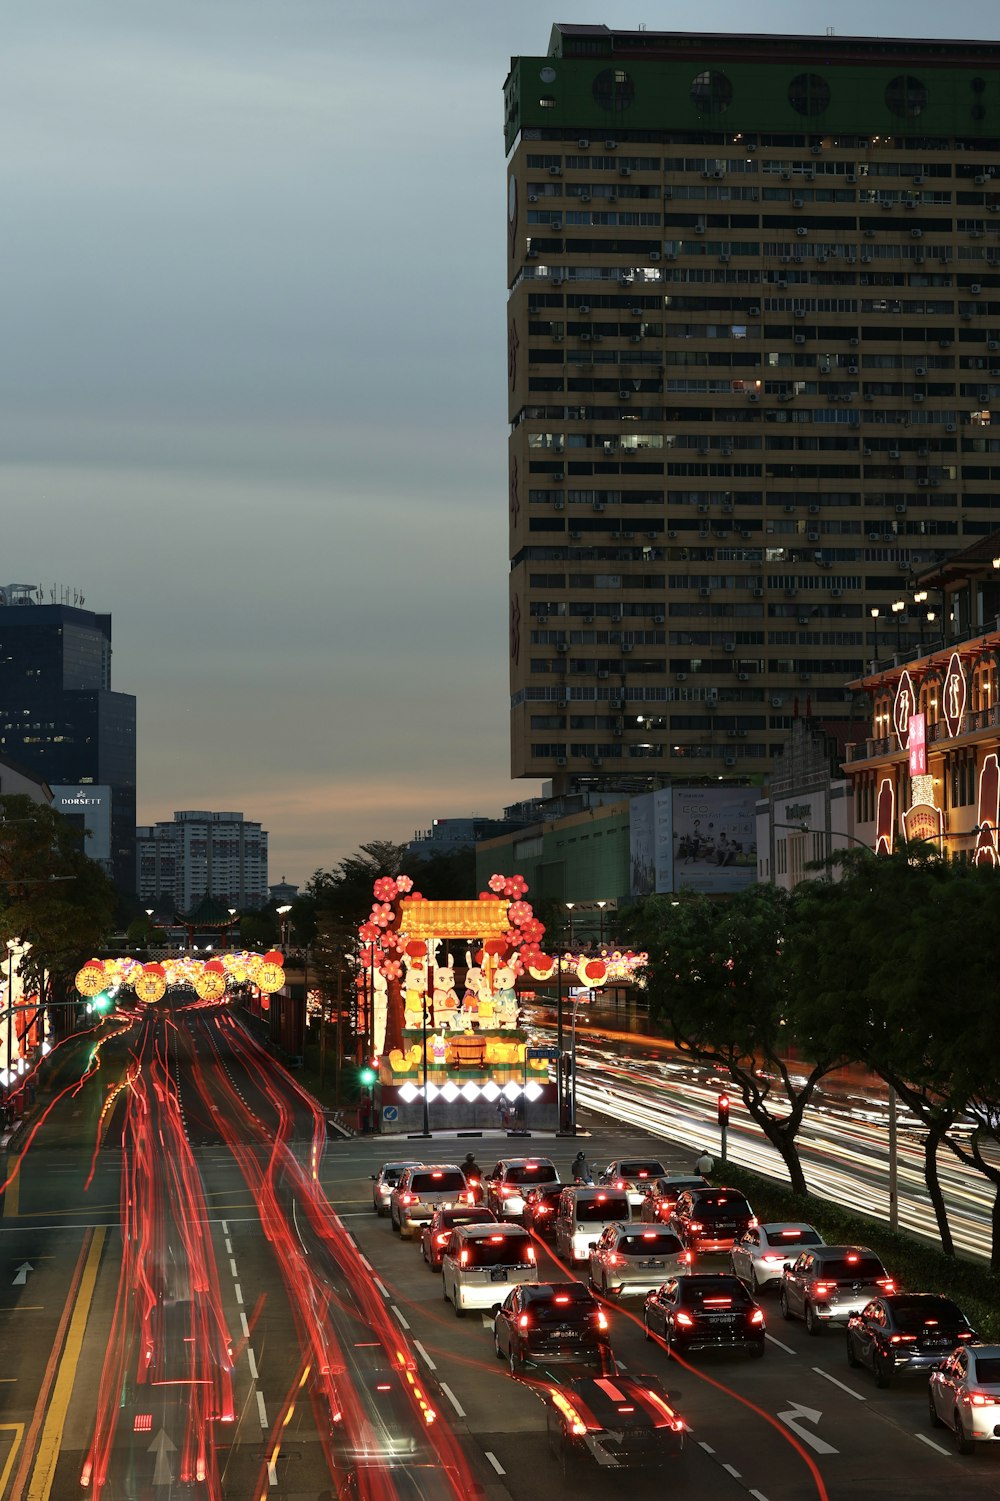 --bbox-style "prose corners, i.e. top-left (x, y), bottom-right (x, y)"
top-left (875, 776), bottom-right (895, 856)
top-left (908, 713), bottom-right (927, 776)
top-left (942, 652), bottom-right (967, 740)
top-left (892, 671), bottom-right (916, 752)
top-left (974, 753), bottom-right (1000, 867)
top-left (903, 773), bottom-right (942, 847)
